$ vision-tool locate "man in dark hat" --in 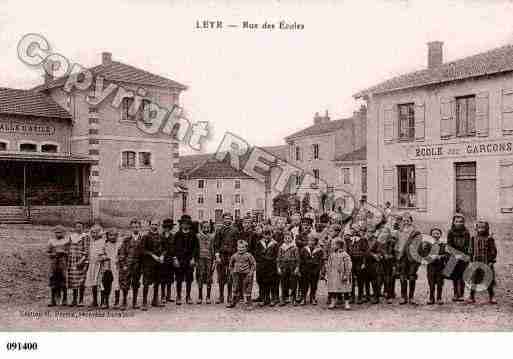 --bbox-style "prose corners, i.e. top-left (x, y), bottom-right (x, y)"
top-left (160, 218), bottom-right (175, 303)
top-left (213, 212), bottom-right (240, 304)
top-left (173, 215), bottom-right (199, 305)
